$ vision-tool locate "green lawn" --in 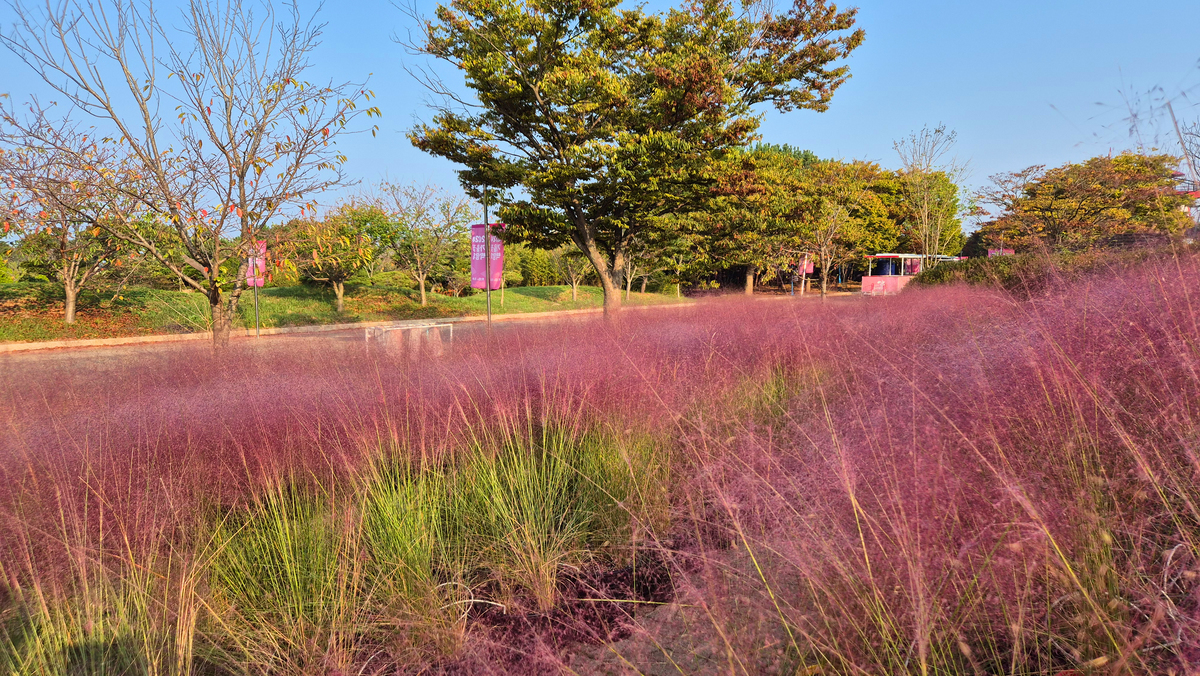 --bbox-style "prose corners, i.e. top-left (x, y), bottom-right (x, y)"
top-left (0, 281), bottom-right (683, 343)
